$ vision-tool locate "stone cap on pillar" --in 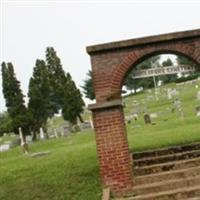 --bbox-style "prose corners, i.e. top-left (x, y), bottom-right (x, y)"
top-left (88, 99), bottom-right (123, 111)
